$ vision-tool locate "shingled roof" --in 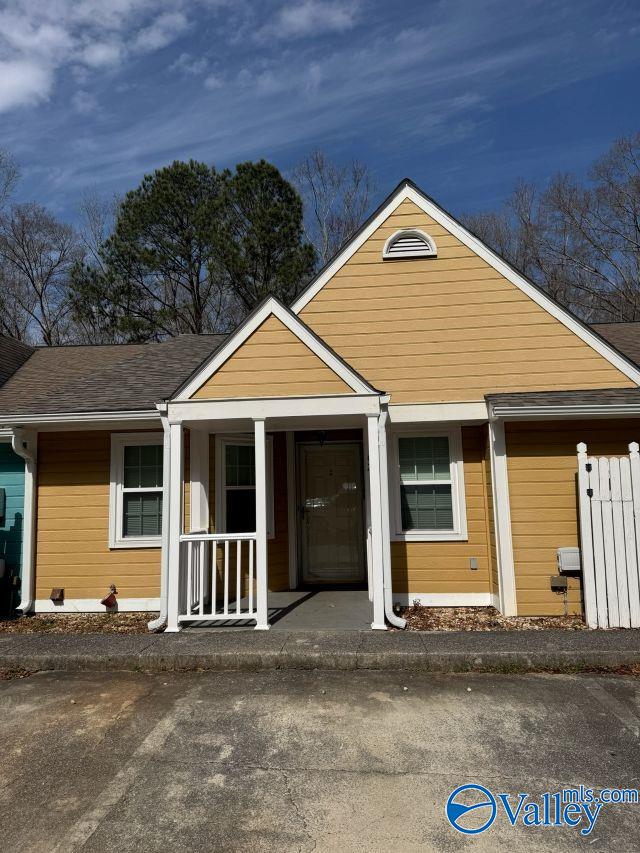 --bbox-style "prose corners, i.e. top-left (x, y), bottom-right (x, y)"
top-left (486, 387), bottom-right (640, 410)
top-left (0, 317), bottom-right (638, 420)
top-left (0, 334), bottom-right (226, 417)
top-left (0, 335), bottom-right (34, 388)
top-left (591, 322), bottom-right (640, 368)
